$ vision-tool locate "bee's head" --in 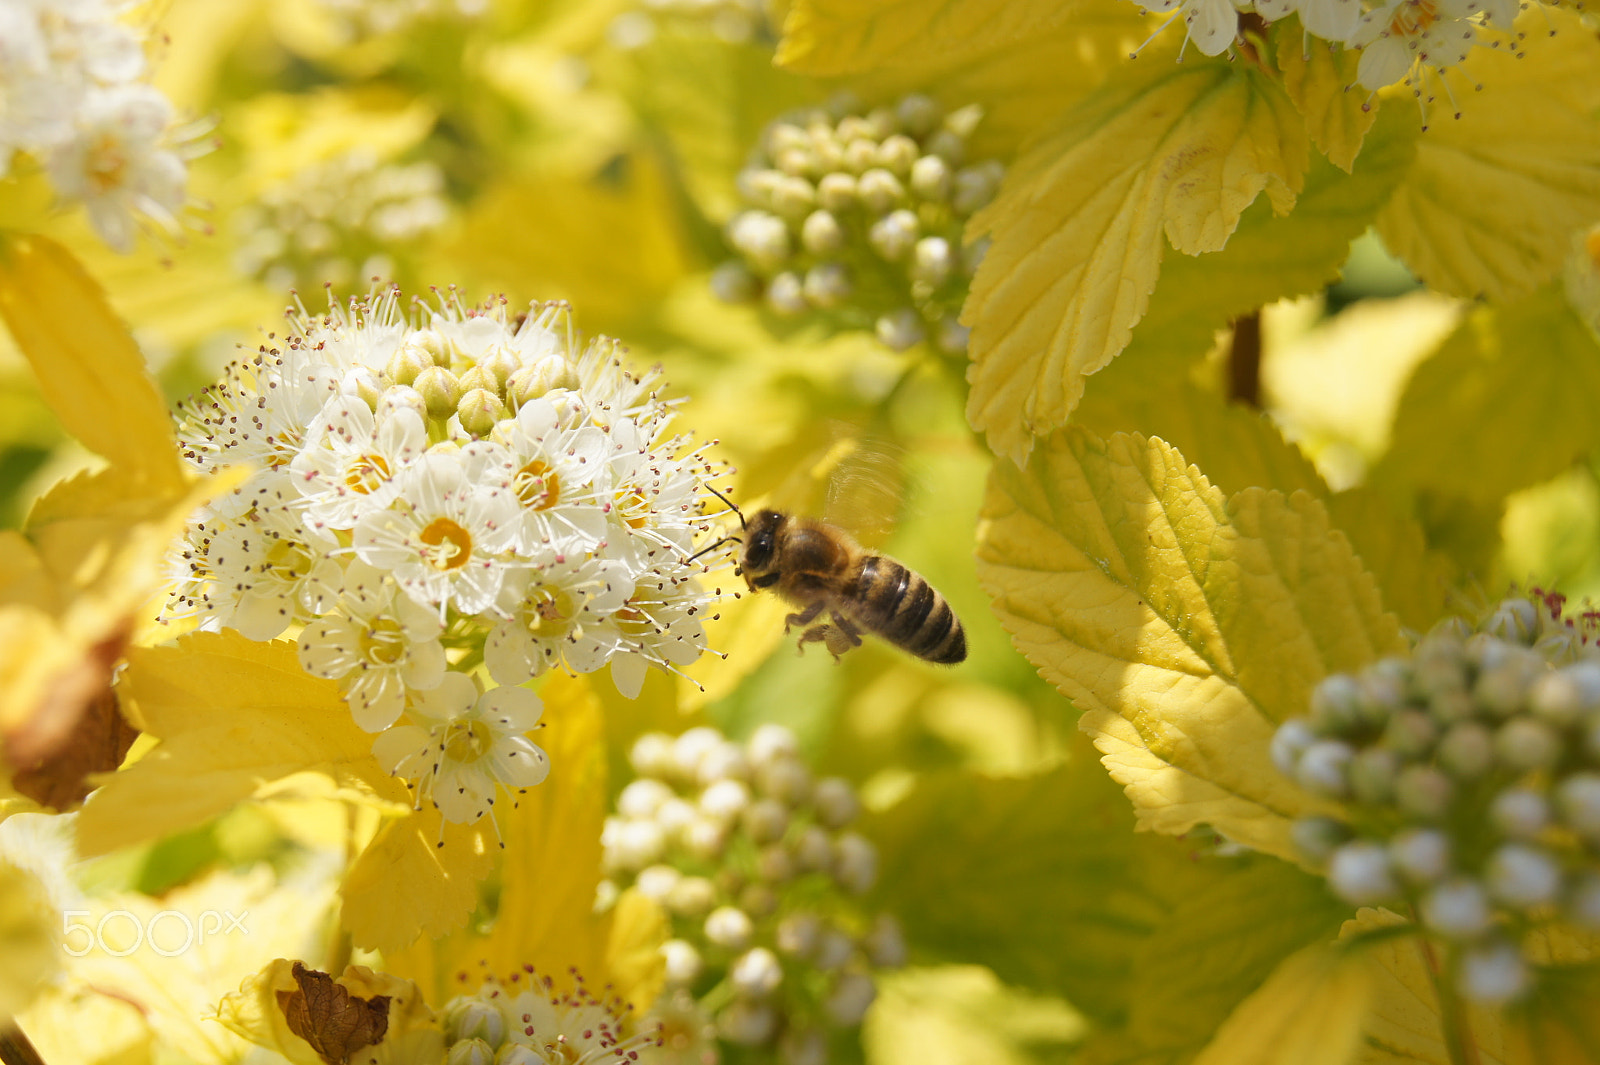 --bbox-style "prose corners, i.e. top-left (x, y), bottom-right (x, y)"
top-left (740, 510), bottom-right (787, 590)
